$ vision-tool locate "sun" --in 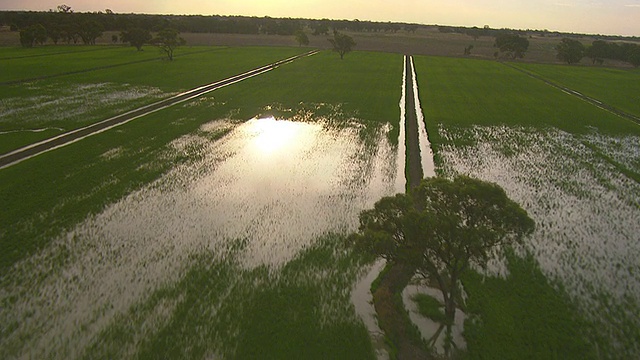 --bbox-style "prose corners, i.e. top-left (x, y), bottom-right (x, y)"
top-left (249, 117), bottom-right (304, 155)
